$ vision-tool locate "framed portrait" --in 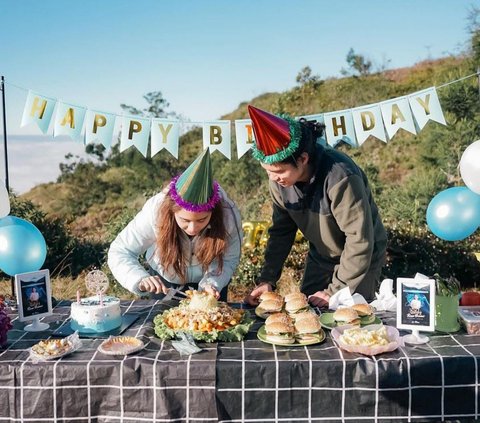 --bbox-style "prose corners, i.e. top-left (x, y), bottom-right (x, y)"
top-left (15, 269), bottom-right (52, 322)
top-left (396, 277), bottom-right (435, 332)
